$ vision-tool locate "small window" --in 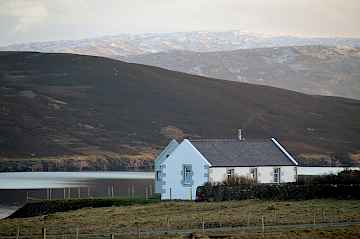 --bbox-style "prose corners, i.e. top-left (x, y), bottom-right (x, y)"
top-left (156, 170), bottom-right (161, 181)
top-left (183, 165), bottom-right (193, 185)
top-left (273, 168), bottom-right (281, 183)
top-left (227, 168), bottom-right (234, 180)
top-left (250, 168), bottom-right (258, 182)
